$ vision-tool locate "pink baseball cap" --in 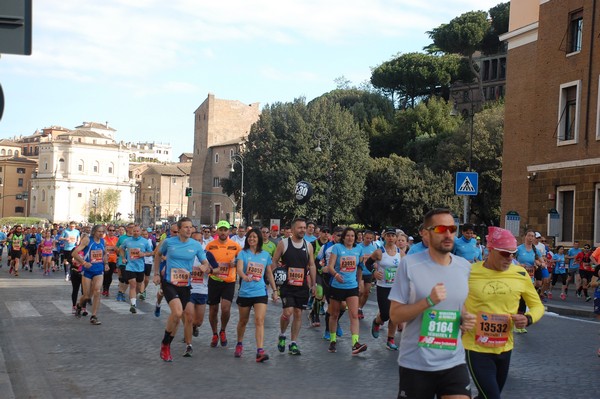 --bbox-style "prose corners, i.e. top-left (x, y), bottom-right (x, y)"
top-left (486, 226), bottom-right (517, 253)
